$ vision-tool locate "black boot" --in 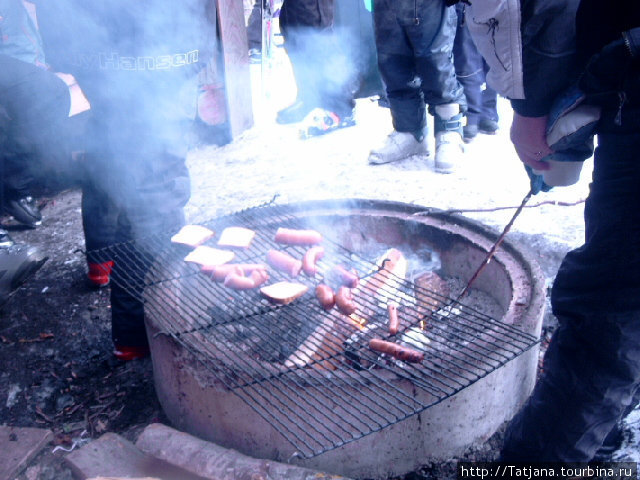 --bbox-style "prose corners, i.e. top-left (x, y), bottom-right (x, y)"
top-left (592, 421), bottom-right (625, 462)
top-left (0, 240), bottom-right (48, 306)
top-left (276, 100), bottom-right (314, 124)
top-left (4, 196), bottom-right (42, 228)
